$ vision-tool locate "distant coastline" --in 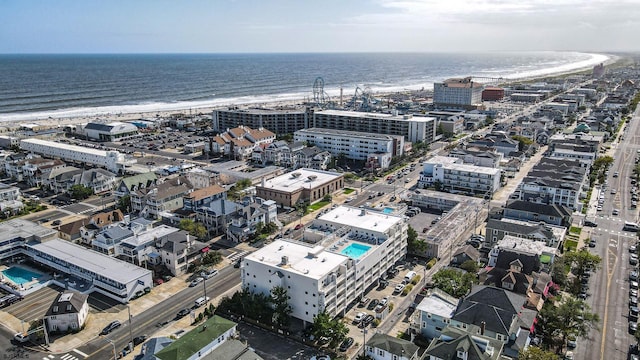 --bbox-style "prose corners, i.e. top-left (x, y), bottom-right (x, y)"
top-left (0, 51), bottom-right (615, 127)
